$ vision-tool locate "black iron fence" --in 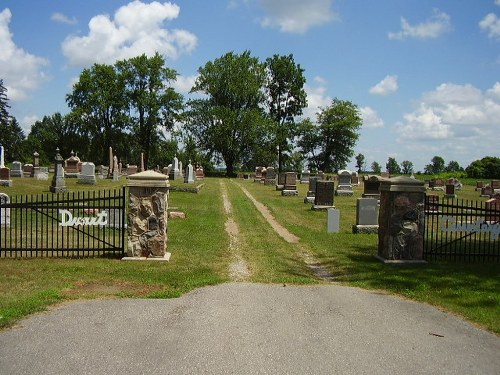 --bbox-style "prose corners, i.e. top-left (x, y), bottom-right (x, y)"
top-left (0, 188), bottom-right (126, 258)
top-left (424, 195), bottom-right (500, 262)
